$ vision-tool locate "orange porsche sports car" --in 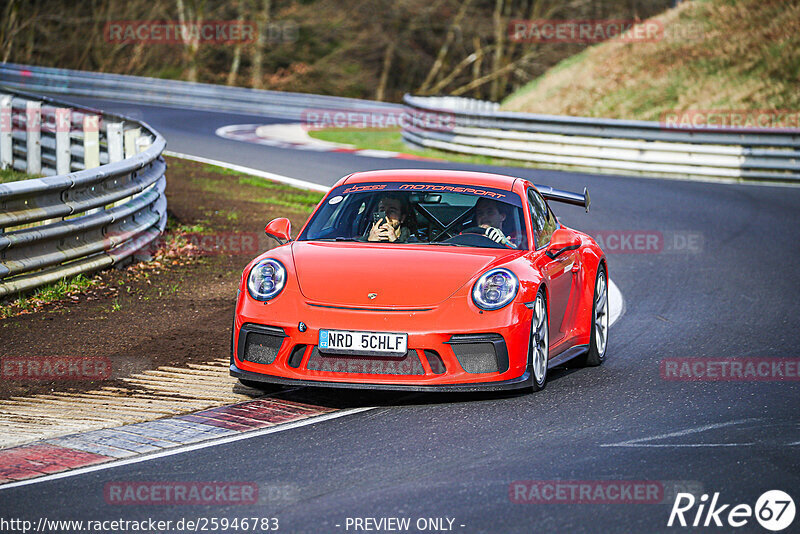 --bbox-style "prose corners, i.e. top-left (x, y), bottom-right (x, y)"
top-left (231, 169), bottom-right (608, 392)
